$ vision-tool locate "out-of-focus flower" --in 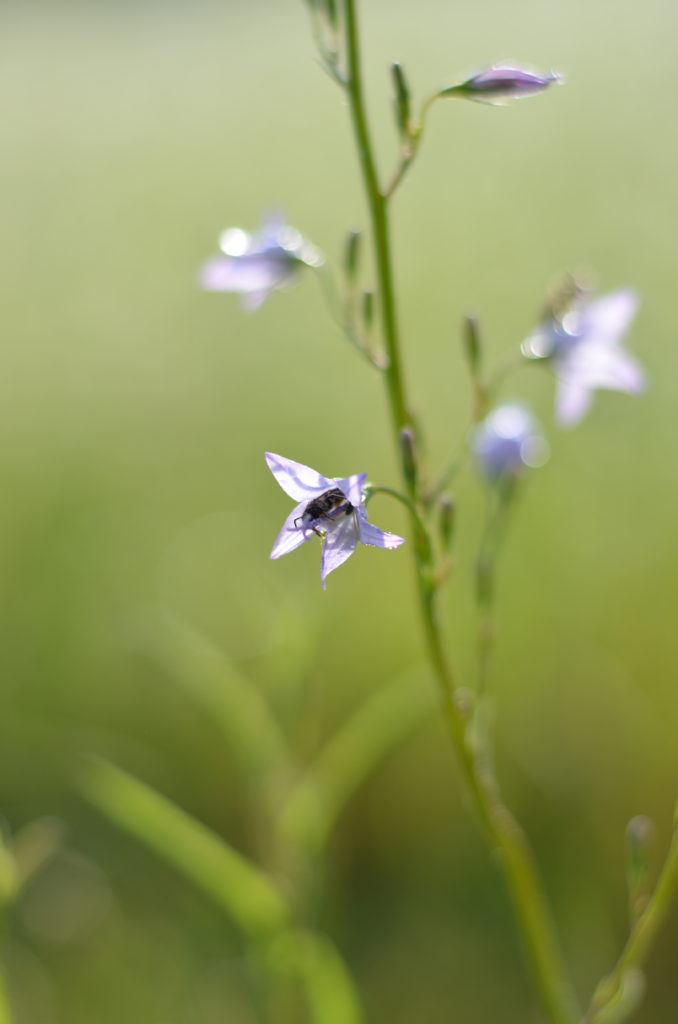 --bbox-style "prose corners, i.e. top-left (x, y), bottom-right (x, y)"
top-left (200, 212), bottom-right (323, 311)
top-left (439, 64), bottom-right (561, 105)
top-left (522, 288), bottom-right (645, 426)
top-left (266, 453), bottom-right (404, 588)
top-left (472, 404), bottom-right (548, 481)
